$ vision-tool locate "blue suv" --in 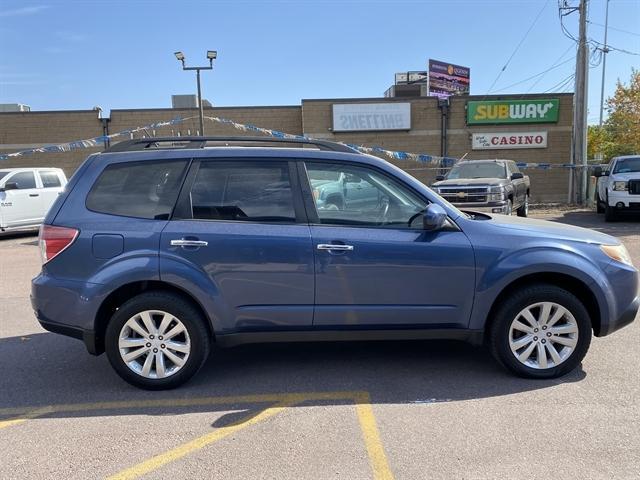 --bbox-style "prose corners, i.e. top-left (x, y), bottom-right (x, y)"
top-left (31, 137), bottom-right (639, 389)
